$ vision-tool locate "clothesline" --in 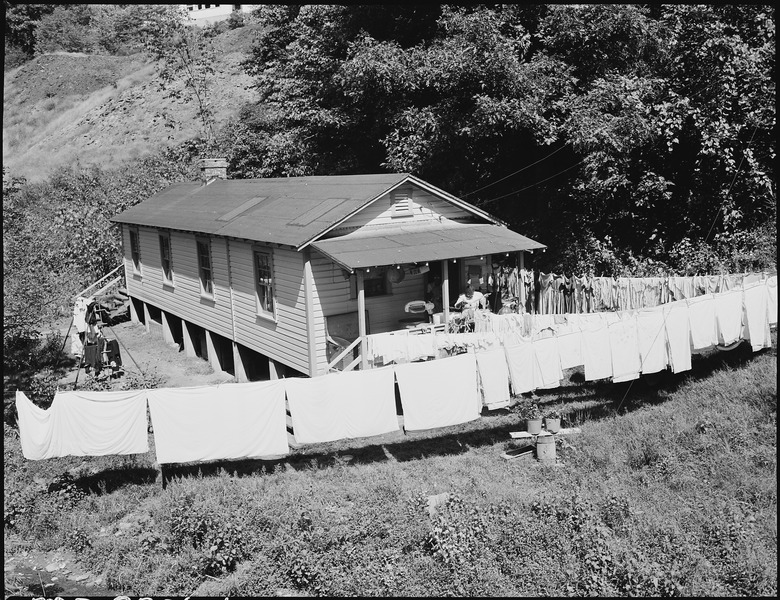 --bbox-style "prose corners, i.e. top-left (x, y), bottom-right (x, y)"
top-left (488, 268), bottom-right (772, 315)
top-left (14, 277), bottom-right (776, 467)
